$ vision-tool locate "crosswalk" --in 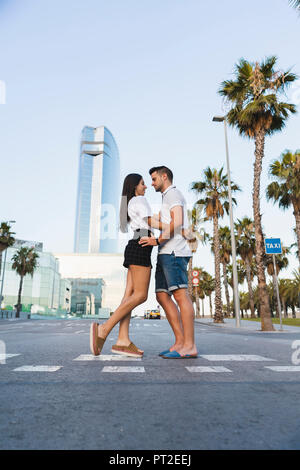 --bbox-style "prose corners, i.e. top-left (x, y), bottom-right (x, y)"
top-left (1, 353), bottom-right (300, 375)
